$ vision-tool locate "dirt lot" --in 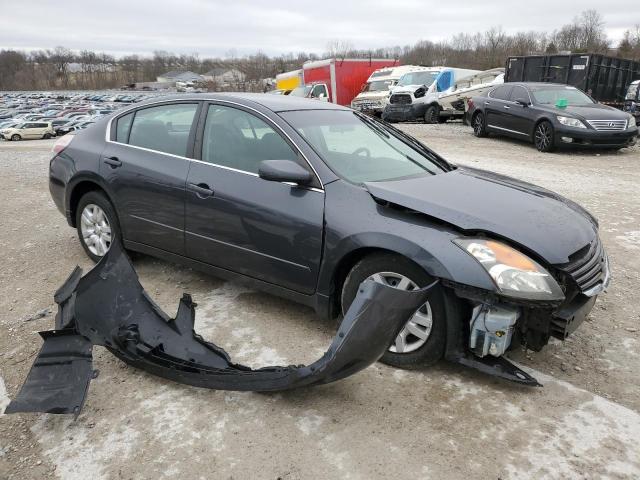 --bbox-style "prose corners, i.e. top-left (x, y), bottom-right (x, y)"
top-left (0, 124), bottom-right (639, 480)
